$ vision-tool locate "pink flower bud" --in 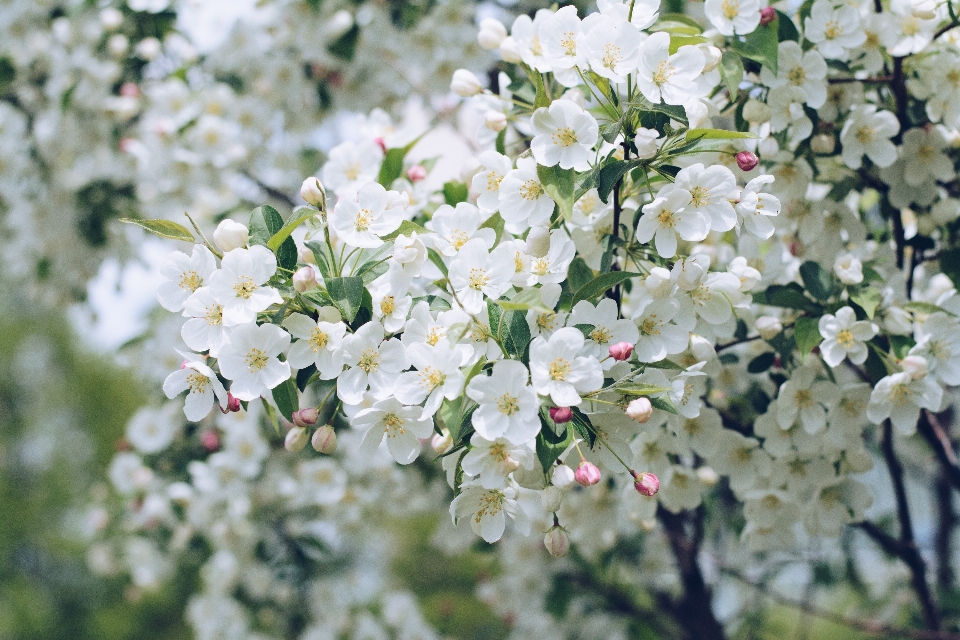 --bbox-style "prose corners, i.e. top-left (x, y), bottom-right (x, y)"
top-left (312, 425), bottom-right (337, 454)
top-left (631, 470), bottom-right (660, 496)
top-left (374, 137), bottom-right (387, 154)
top-left (293, 407), bottom-right (319, 428)
top-left (549, 406), bottom-right (573, 424)
top-left (407, 165), bottom-right (427, 182)
top-left (293, 266), bottom-right (318, 293)
top-left (575, 459), bottom-right (601, 486)
top-left (544, 525), bottom-right (571, 558)
top-left (736, 150), bottom-right (759, 172)
top-left (222, 393), bottom-right (242, 413)
top-left (759, 6), bottom-right (776, 25)
top-left (626, 397), bottom-right (653, 424)
top-left (285, 426), bottom-right (309, 452)
top-left (609, 342), bottom-right (634, 361)
top-left (201, 430), bottom-right (220, 452)
top-left (120, 82), bottom-right (140, 97)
